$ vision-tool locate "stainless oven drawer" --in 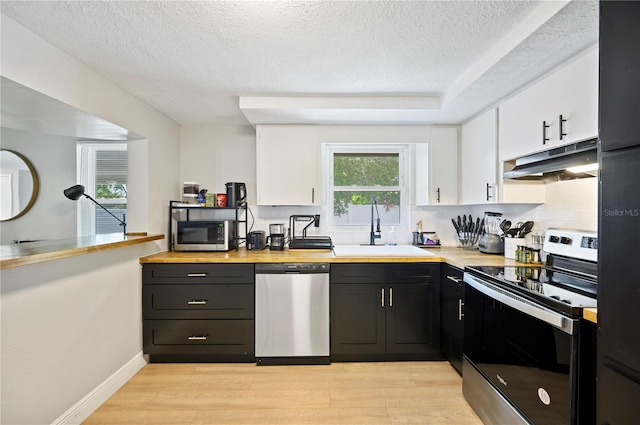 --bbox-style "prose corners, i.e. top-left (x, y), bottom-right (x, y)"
top-left (463, 272), bottom-right (579, 425)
